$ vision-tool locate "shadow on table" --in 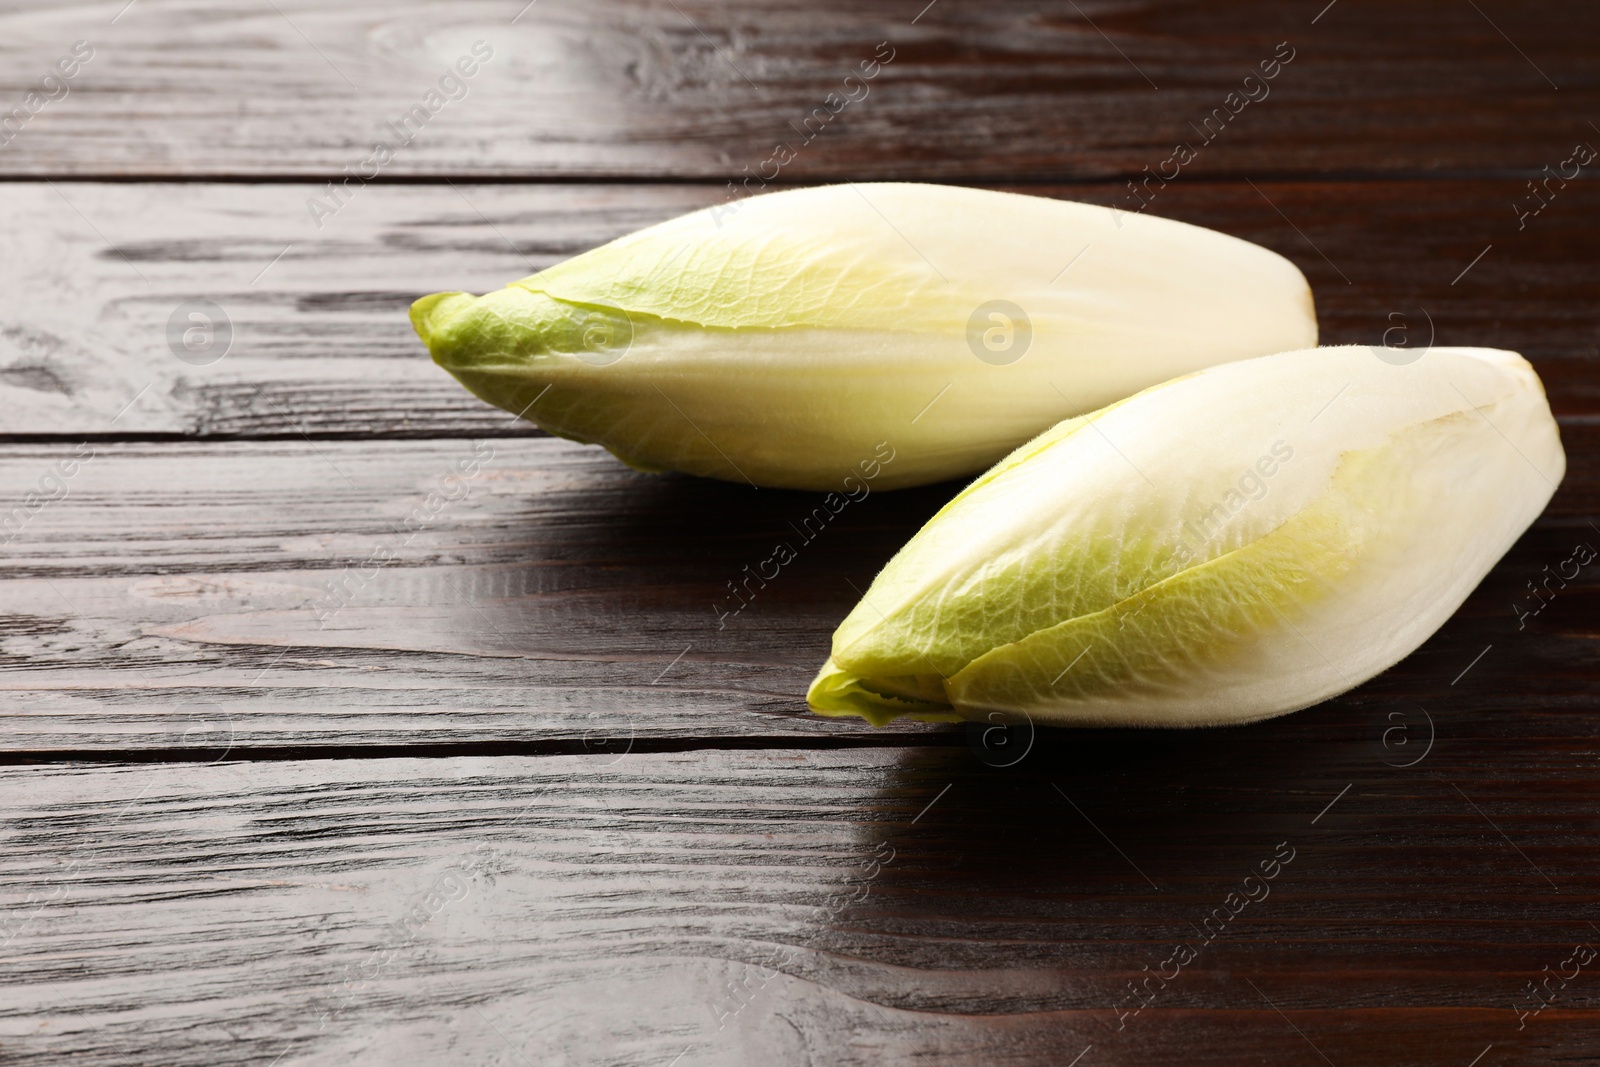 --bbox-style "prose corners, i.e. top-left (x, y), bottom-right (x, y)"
top-left (820, 712), bottom-right (1370, 946)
